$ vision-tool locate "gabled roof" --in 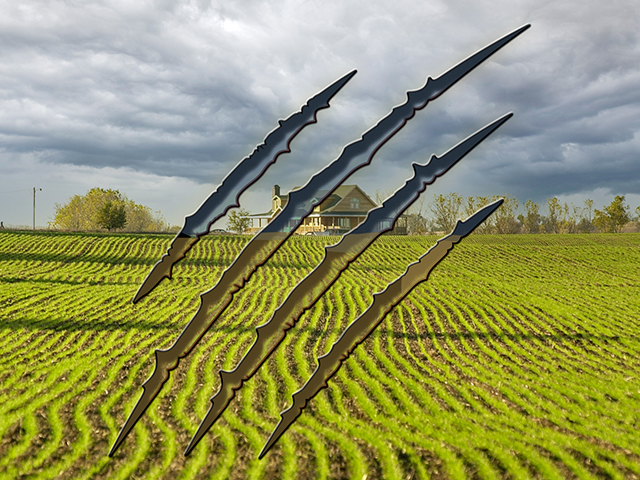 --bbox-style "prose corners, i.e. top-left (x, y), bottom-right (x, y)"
top-left (314, 185), bottom-right (377, 213)
top-left (254, 185), bottom-right (377, 218)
